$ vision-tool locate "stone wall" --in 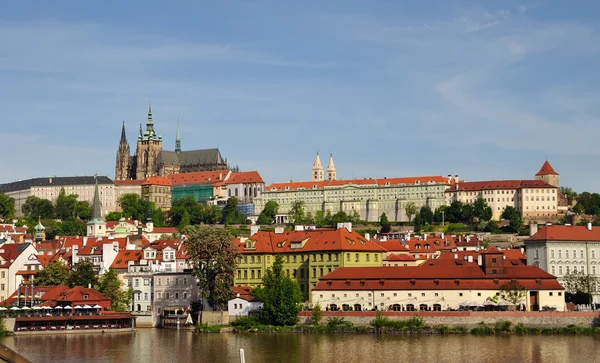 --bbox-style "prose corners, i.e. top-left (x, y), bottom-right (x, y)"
top-left (134, 315), bottom-right (153, 328)
top-left (3, 318), bottom-right (15, 332)
top-left (200, 311), bottom-right (229, 326)
top-left (298, 311), bottom-right (599, 328)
